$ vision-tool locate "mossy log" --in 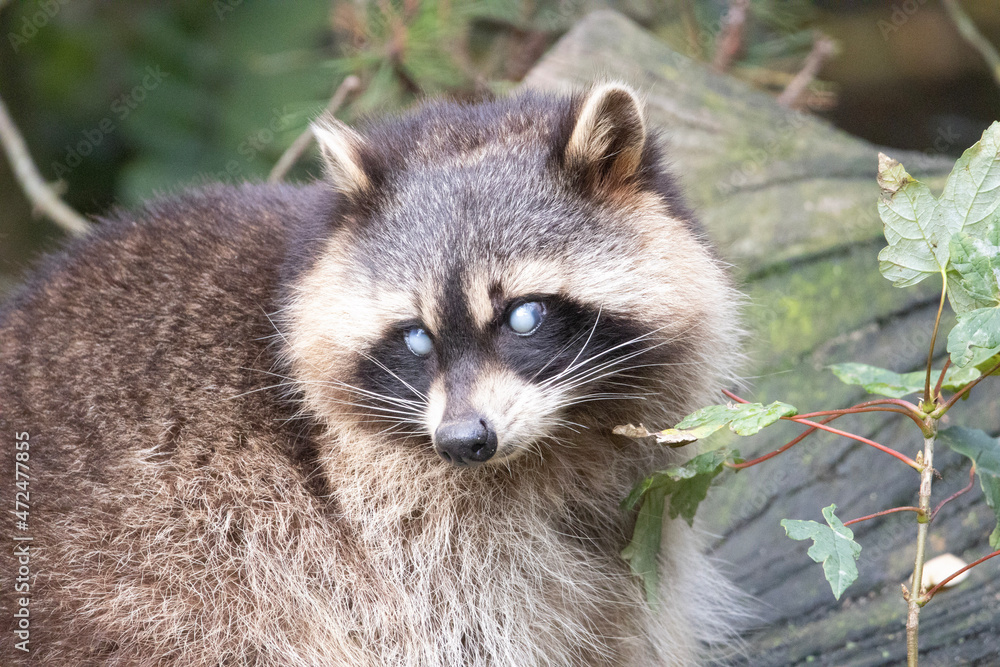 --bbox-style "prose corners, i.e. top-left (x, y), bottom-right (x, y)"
top-left (524, 10), bottom-right (1000, 666)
